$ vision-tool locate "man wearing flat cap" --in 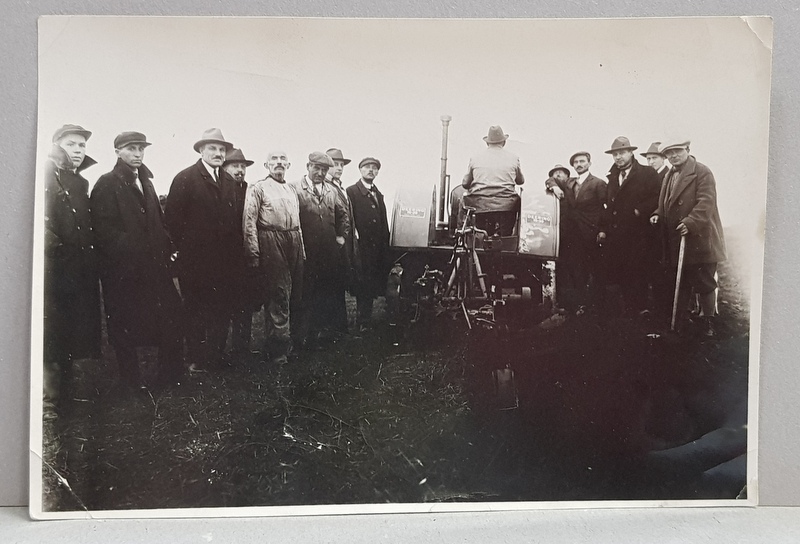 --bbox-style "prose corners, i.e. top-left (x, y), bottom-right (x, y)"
top-left (347, 157), bottom-right (390, 329)
top-left (545, 152), bottom-right (608, 312)
top-left (293, 151), bottom-right (349, 348)
top-left (91, 132), bottom-right (184, 389)
top-left (598, 136), bottom-right (661, 315)
top-left (165, 128), bottom-right (242, 372)
top-left (243, 150), bottom-right (304, 365)
top-left (462, 125), bottom-right (525, 237)
top-left (650, 140), bottom-right (726, 336)
top-left (43, 124), bottom-right (101, 413)
top-left (222, 148), bottom-right (257, 359)
top-left (325, 148), bottom-right (357, 334)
